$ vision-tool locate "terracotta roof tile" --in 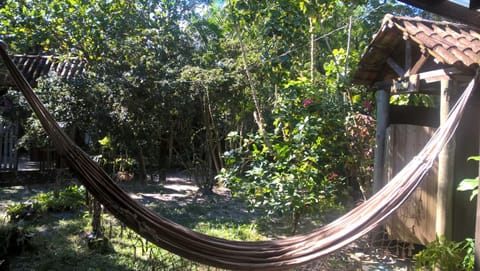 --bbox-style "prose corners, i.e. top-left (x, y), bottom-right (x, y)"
top-left (353, 14), bottom-right (480, 85)
top-left (0, 54), bottom-right (86, 87)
